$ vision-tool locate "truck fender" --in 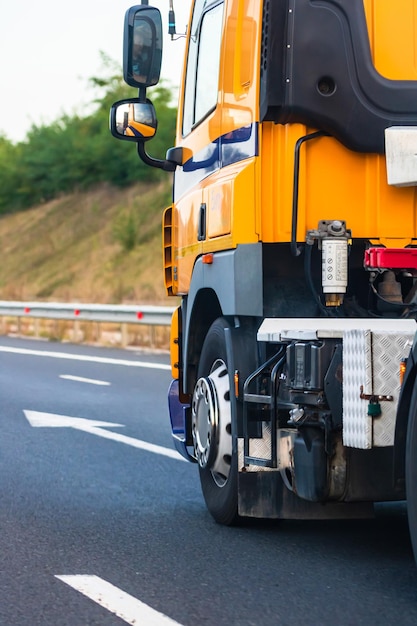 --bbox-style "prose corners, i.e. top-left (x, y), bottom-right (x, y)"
top-left (394, 334), bottom-right (417, 485)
